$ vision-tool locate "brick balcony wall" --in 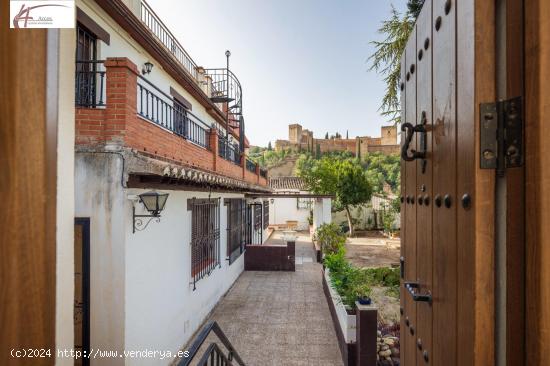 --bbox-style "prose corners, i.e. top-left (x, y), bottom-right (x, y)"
top-left (75, 57), bottom-right (267, 185)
